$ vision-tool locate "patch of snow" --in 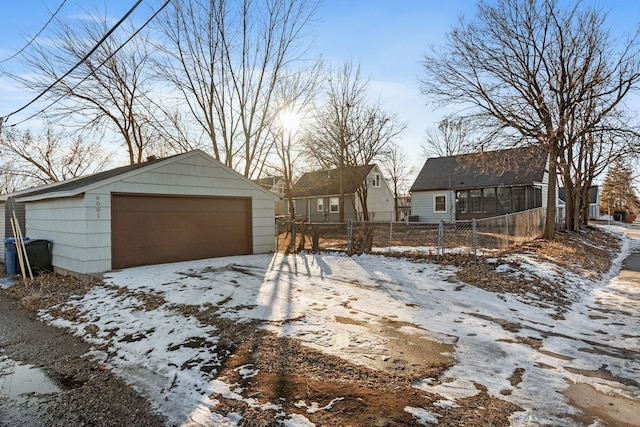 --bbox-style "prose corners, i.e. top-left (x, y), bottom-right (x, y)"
top-left (281, 413), bottom-right (316, 427)
top-left (305, 397), bottom-right (344, 414)
top-left (405, 406), bottom-right (440, 425)
top-left (432, 399), bottom-right (460, 409)
top-left (234, 364), bottom-right (258, 379)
